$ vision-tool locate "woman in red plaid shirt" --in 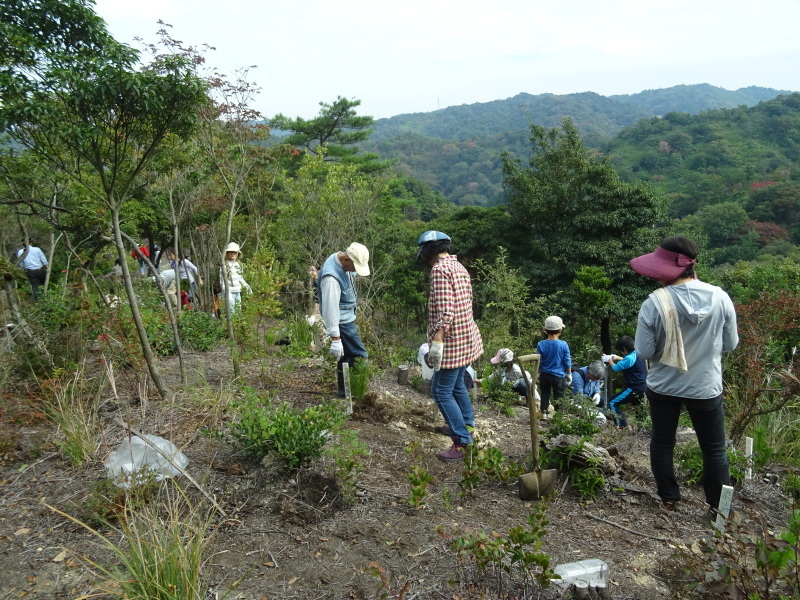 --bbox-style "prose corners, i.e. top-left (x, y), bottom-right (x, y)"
top-left (418, 231), bottom-right (484, 462)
